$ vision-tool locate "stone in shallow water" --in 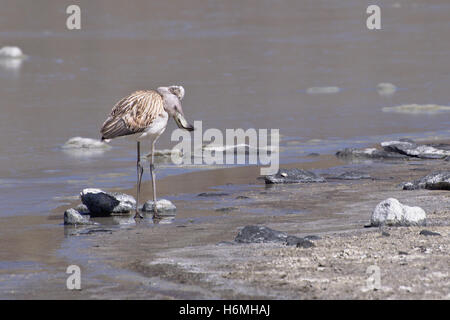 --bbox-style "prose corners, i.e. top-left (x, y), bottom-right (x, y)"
top-left (381, 140), bottom-right (450, 159)
top-left (80, 188), bottom-right (136, 217)
top-left (235, 225), bottom-right (315, 248)
top-left (142, 199), bottom-right (176, 213)
top-left (401, 171), bottom-right (450, 190)
top-left (335, 148), bottom-right (407, 160)
top-left (370, 198), bottom-right (426, 227)
top-left (62, 137), bottom-right (110, 150)
top-left (419, 230), bottom-right (441, 237)
top-left (264, 168), bottom-right (325, 184)
top-left (329, 171), bottom-right (371, 180)
top-left (64, 208), bottom-right (94, 225)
